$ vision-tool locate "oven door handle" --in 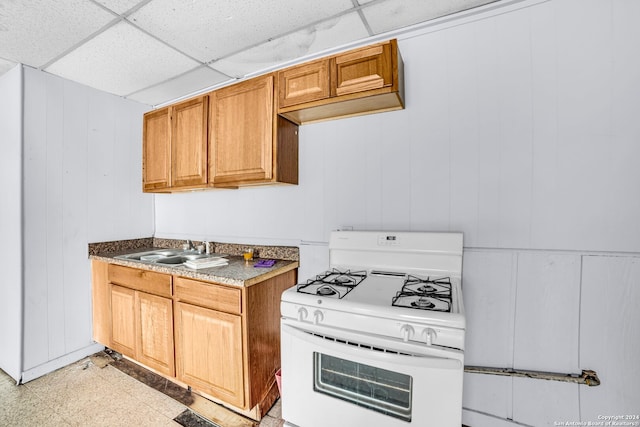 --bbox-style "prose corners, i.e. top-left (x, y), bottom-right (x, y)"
top-left (281, 321), bottom-right (463, 370)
